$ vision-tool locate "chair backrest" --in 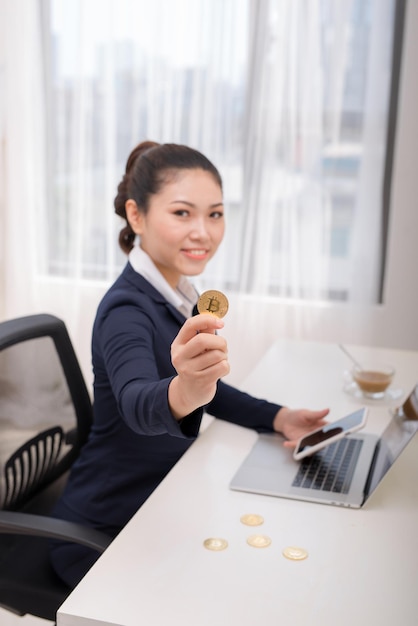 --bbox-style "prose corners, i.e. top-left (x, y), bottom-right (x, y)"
top-left (4, 426), bottom-right (64, 510)
top-left (0, 314), bottom-right (93, 512)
